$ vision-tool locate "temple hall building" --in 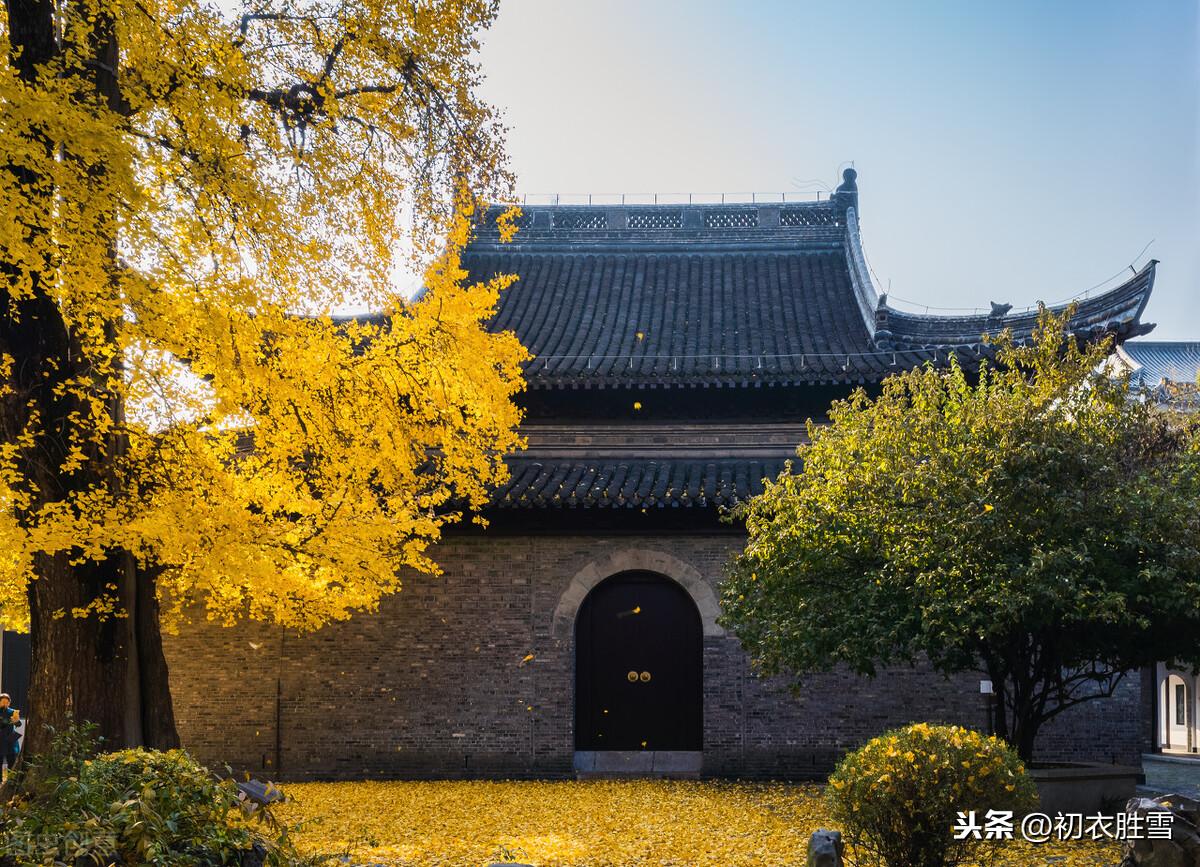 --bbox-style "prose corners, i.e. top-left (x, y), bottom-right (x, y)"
top-left (14, 170), bottom-right (1169, 779)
